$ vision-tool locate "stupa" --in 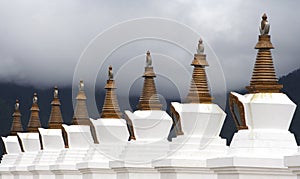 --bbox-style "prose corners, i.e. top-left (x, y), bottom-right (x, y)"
top-left (0, 101), bottom-right (24, 178)
top-left (73, 80), bottom-right (90, 125)
top-left (137, 51), bottom-right (163, 110)
top-left (124, 51), bottom-right (172, 144)
top-left (78, 66), bottom-right (128, 179)
top-left (10, 100), bottom-right (23, 136)
top-left (207, 13), bottom-right (298, 179)
top-left (153, 39), bottom-right (227, 179)
top-left (9, 93), bottom-right (42, 179)
top-left (0, 13), bottom-right (299, 179)
top-left (27, 93), bottom-right (41, 133)
top-left (48, 86), bottom-right (64, 129)
top-left (186, 39), bottom-right (213, 104)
